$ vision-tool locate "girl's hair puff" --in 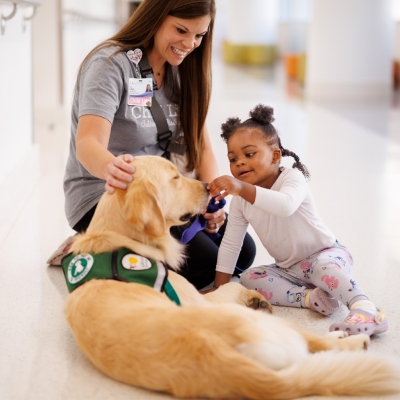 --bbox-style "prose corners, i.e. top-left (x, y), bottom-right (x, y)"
top-left (221, 104), bottom-right (310, 179)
